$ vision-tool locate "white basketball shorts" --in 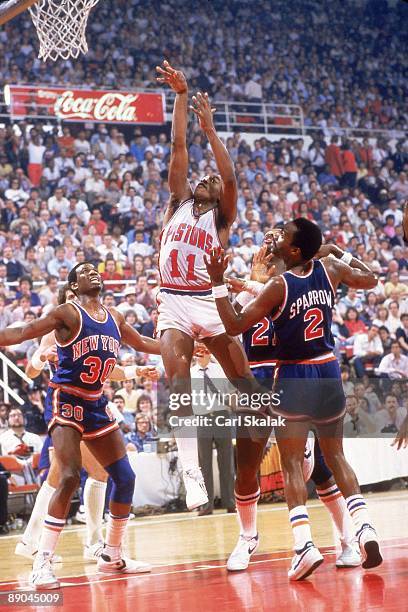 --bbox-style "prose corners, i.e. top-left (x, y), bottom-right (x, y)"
top-left (156, 290), bottom-right (226, 340)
